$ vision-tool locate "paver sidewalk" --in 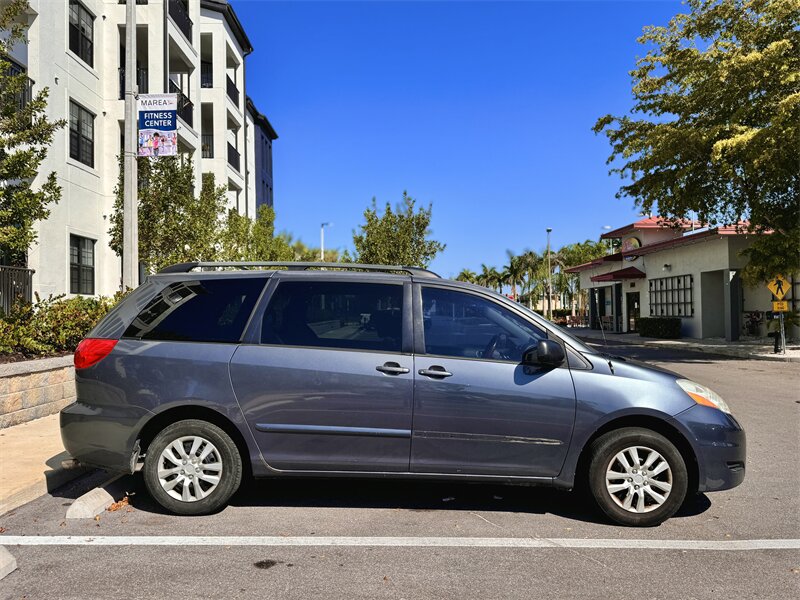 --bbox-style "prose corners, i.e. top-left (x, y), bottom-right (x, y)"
top-left (569, 327), bottom-right (800, 362)
top-left (0, 414), bottom-right (88, 516)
